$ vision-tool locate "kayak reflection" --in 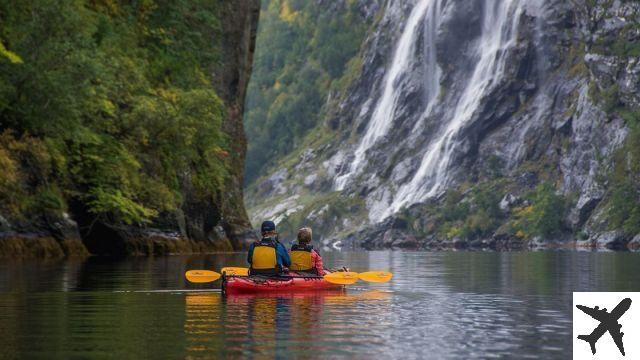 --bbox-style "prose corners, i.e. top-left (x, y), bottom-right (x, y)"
top-left (184, 290), bottom-right (392, 357)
